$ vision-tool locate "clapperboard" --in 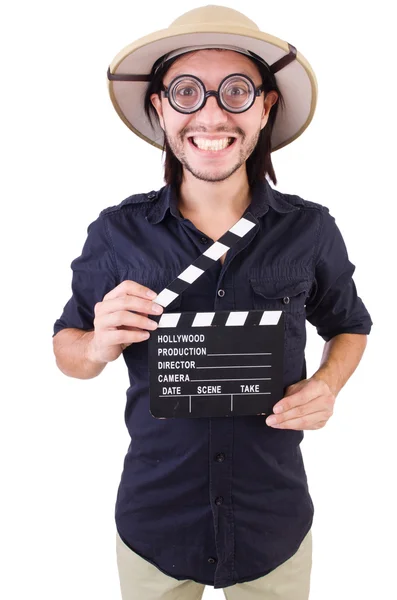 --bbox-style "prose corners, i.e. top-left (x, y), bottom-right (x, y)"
top-left (148, 213), bottom-right (284, 418)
